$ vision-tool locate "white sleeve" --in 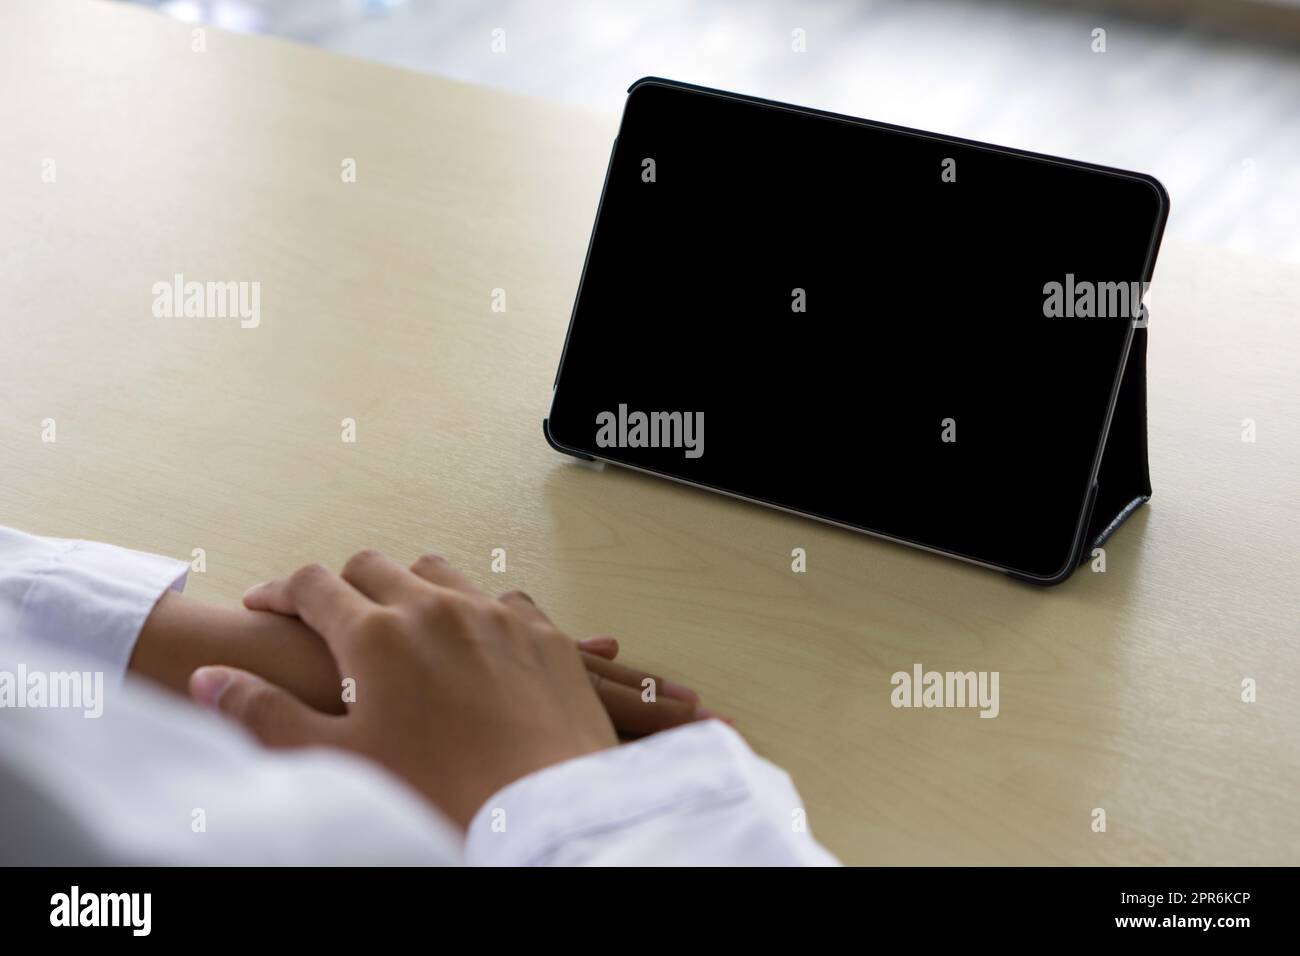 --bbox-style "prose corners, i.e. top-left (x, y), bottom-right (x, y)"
top-left (0, 525), bottom-right (465, 865)
top-left (0, 525), bottom-right (189, 678)
top-left (464, 719), bottom-right (840, 866)
top-left (0, 645), bottom-right (467, 865)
